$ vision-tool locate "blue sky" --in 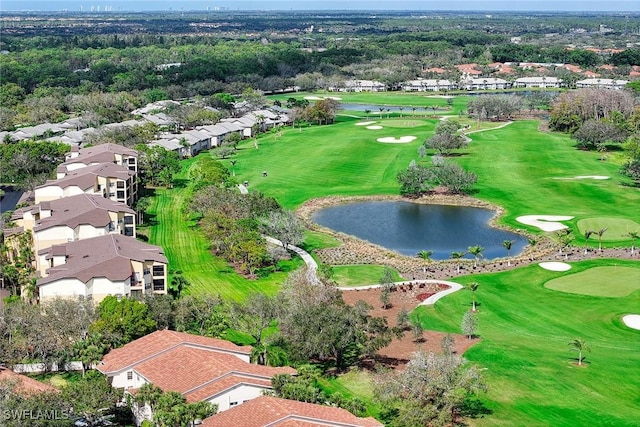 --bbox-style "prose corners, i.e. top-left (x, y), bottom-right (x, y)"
top-left (1, 0), bottom-right (638, 11)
